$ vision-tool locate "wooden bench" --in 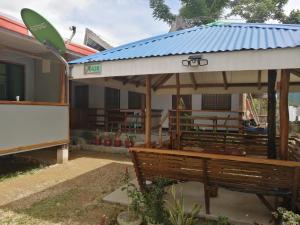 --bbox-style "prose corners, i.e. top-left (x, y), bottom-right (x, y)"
top-left (178, 131), bottom-right (280, 156)
top-left (129, 147), bottom-right (300, 214)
